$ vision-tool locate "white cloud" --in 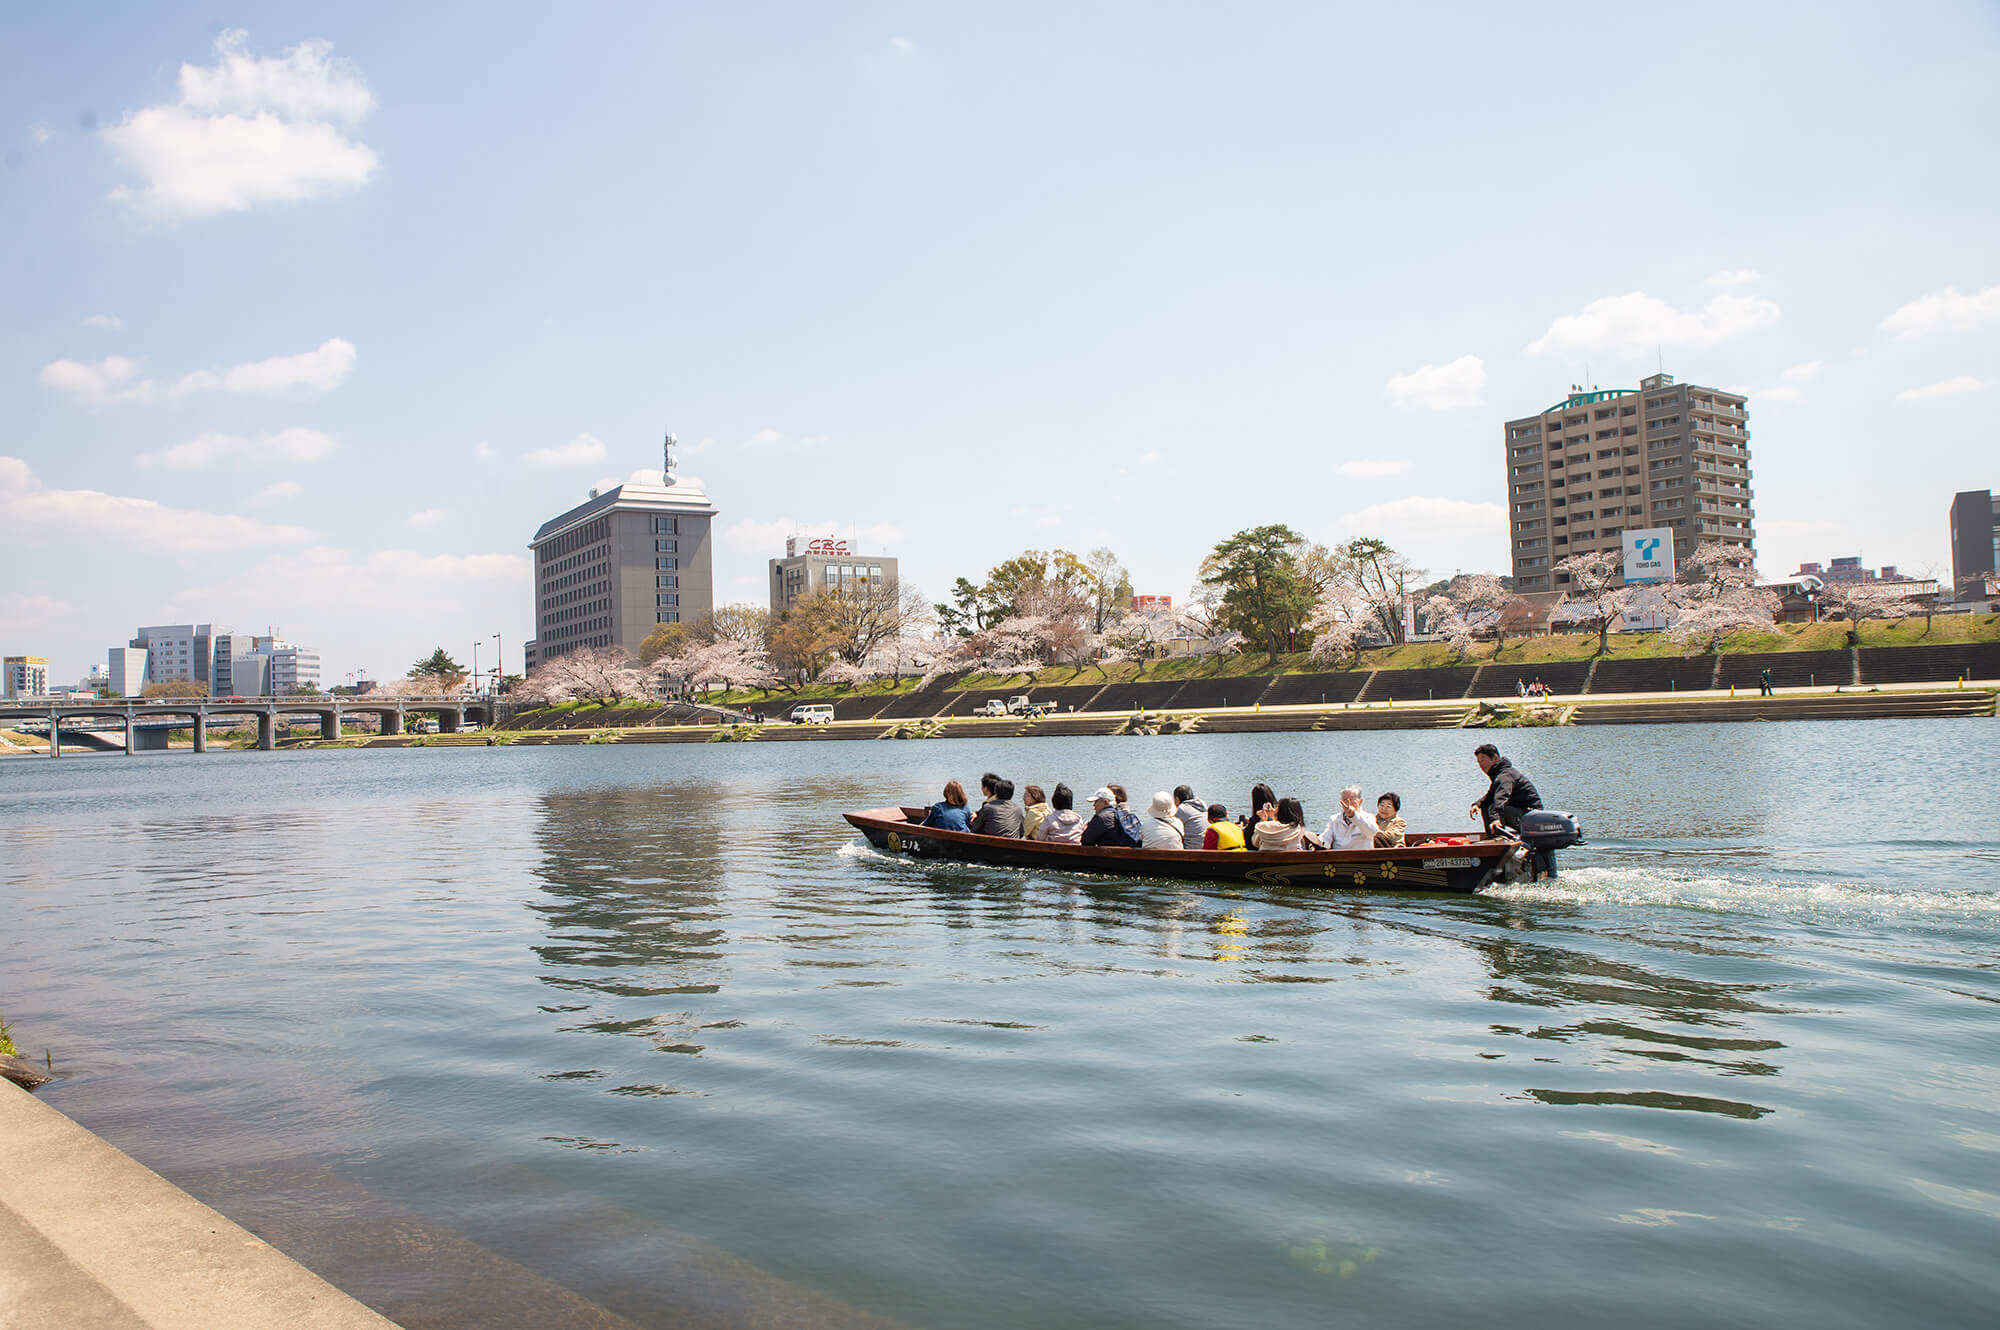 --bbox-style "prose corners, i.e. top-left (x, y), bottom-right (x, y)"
top-left (474, 441), bottom-right (496, 461)
top-left (39, 337), bottom-right (354, 404)
top-left (1881, 286), bottom-right (2000, 340)
top-left (1385, 354), bottom-right (1486, 410)
top-left (81, 313), bottom-right (124, 331)
top-left (1704, 270), bottom-right (1765, 288)
top-left (221, 337), bottom-right (355, 392)
top-left (525, 433), bottom-right (607, 466)
top-left (99, 30), bottom-right (378, 220)
top-left (38, 355), bottom-right (142, 402)
top-left (251, 480), bottom-right (303, 504)
top-left (30, 123), bottom-right (50, 145)
top-left (1896, 375), bottom-right (1989, 401)
top-left (890, 37), bottom-right (915, 51)
top-left (1137, 449), bottom-right (1163, 465)
top-left (137, 427), bottom-right (338, 470)
top-left (1336, 459), bottom-right (1414, 479)
top-left (1331, 496), bottom-right (1509, 575)
top-left (746, 428), bottom-right (785, 447)
top-left (680, 436), bottom-right (716, 456)
top-left (0, 455), bottom-right (313, 554)
top-left (405, 507), bottom-right (448, 529)
top-left (1746, 360), bottom-right (1826, 404)
top-left (1526, 291), bottom-right (1781, 359)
